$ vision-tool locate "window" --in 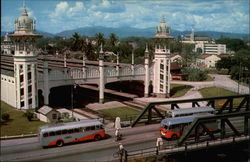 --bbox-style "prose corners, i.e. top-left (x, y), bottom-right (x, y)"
top-left (28, 99), bottom-right (32, 105)
top-left (74, 128), bottom-right (80, 133)
top-left (90, 126), bottom-right (95, 130)
top-left (49, 132), bottom-right (55, 136)
top-left (52, 113), bottom-right (57, 120)
top-left (28, 72), bottom-right (31, 80)
top-left (21, 101), bottom-right (24, 107)
top-left (20, 75), bottom-right (23, 82)
top-left (28, 65), bottom-right (31, 71)
top-left (20, 88), bottom-right (24, 95)
top-left (85, 127), bottom-right (91, 131)
top-left (28, 86), bottom-right (32, 93)
top-left (68, 129), bottom-right (74, 134)
top-left (160, 74), bottom-right (164, 80)
top-left (43, 133), bottom-right (48, 137)
top-left (160, 64), bottom-right (164, 70)
top-left (62, 130), bottom-right (67, 134)
top-left (55, 130), bottom-right (62, 135)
